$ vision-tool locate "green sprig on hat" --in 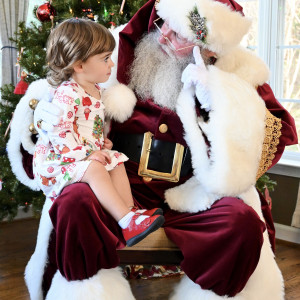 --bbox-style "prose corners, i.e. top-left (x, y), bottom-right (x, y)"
top-left (188, 6), bottom-right (208, 44)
